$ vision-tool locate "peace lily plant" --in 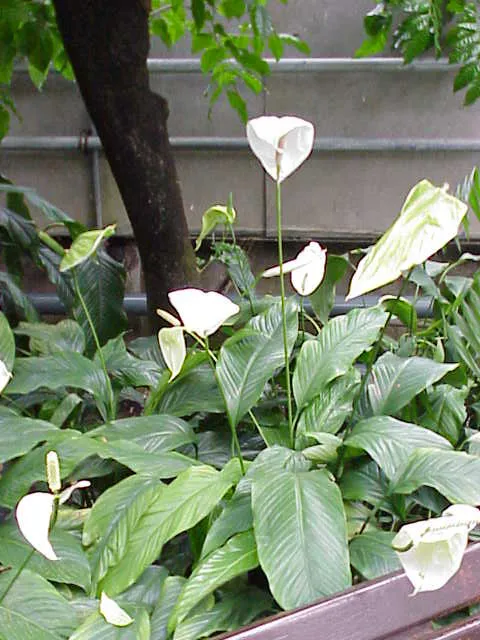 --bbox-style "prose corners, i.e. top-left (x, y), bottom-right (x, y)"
top-left (0, 112), bottom-right (479, 638)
